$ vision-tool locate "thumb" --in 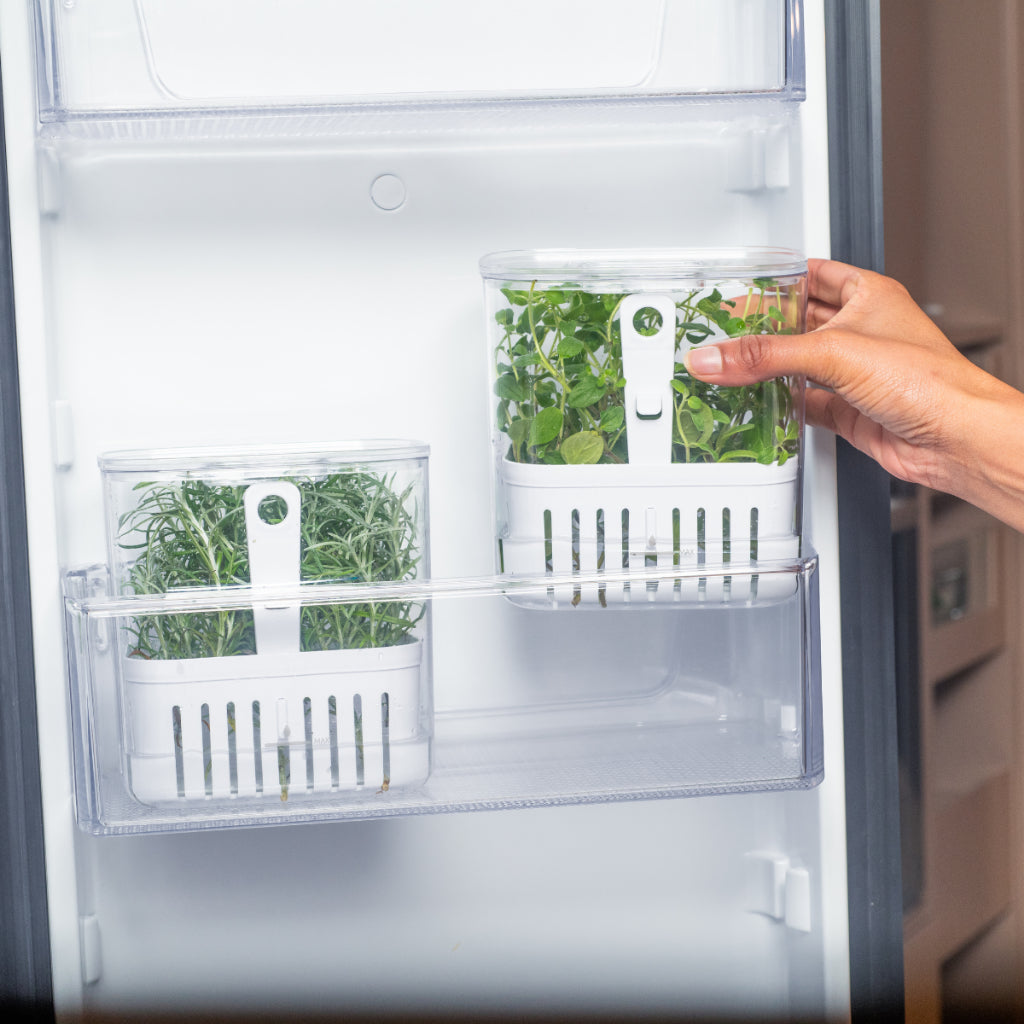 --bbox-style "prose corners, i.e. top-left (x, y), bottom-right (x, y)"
top-left (683, 332), bottom-right (820, 386)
